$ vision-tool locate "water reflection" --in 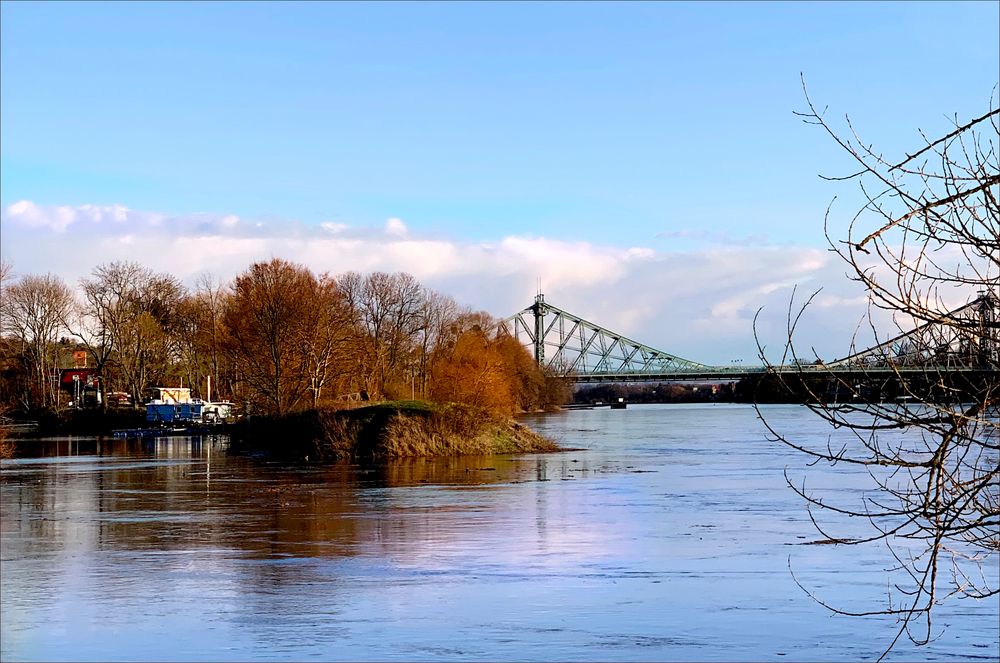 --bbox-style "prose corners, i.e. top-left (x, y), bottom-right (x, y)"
top-left (3, 436), bottom-right (603, 565)
top-left (2, 405), bottom-right (998, 662)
